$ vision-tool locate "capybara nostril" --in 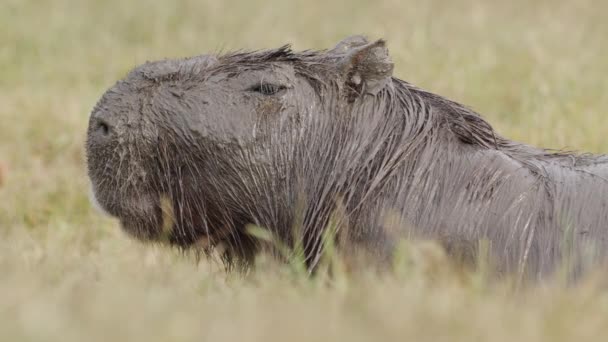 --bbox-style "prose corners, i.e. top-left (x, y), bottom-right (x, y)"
top-left (96, 119), bottom-right (111, 136)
